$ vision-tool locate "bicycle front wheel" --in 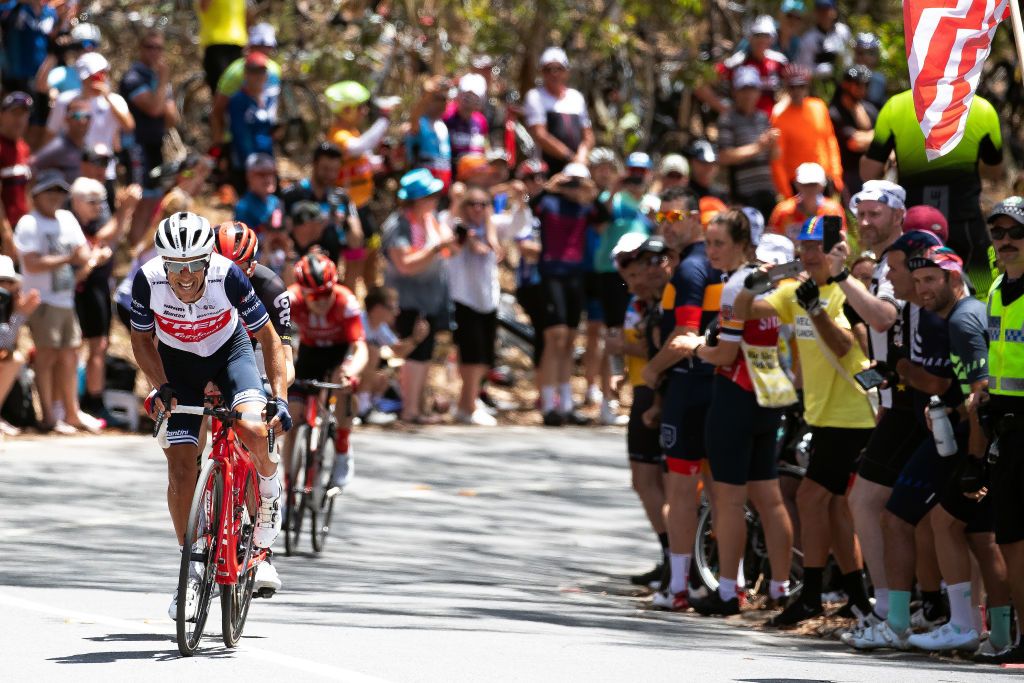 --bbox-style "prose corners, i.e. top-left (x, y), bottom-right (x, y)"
top-left (692, 502), bottom-right (720, 594)
top-left (221, 469), bottom-right (259, 647)
top-left (177, 459), bottom-right (221, 657)
top-left (311, 428), bottom-right (337, 553)
top-left (284, 424), bottom-right (310, 556)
